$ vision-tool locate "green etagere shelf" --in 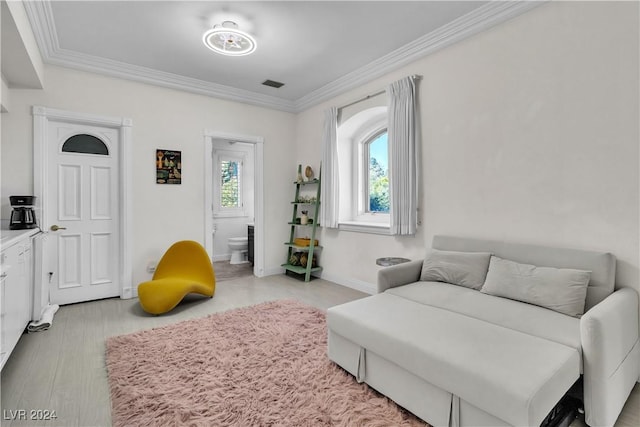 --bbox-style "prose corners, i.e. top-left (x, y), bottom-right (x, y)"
top-left (281, 167), bottom-right (322, 282)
